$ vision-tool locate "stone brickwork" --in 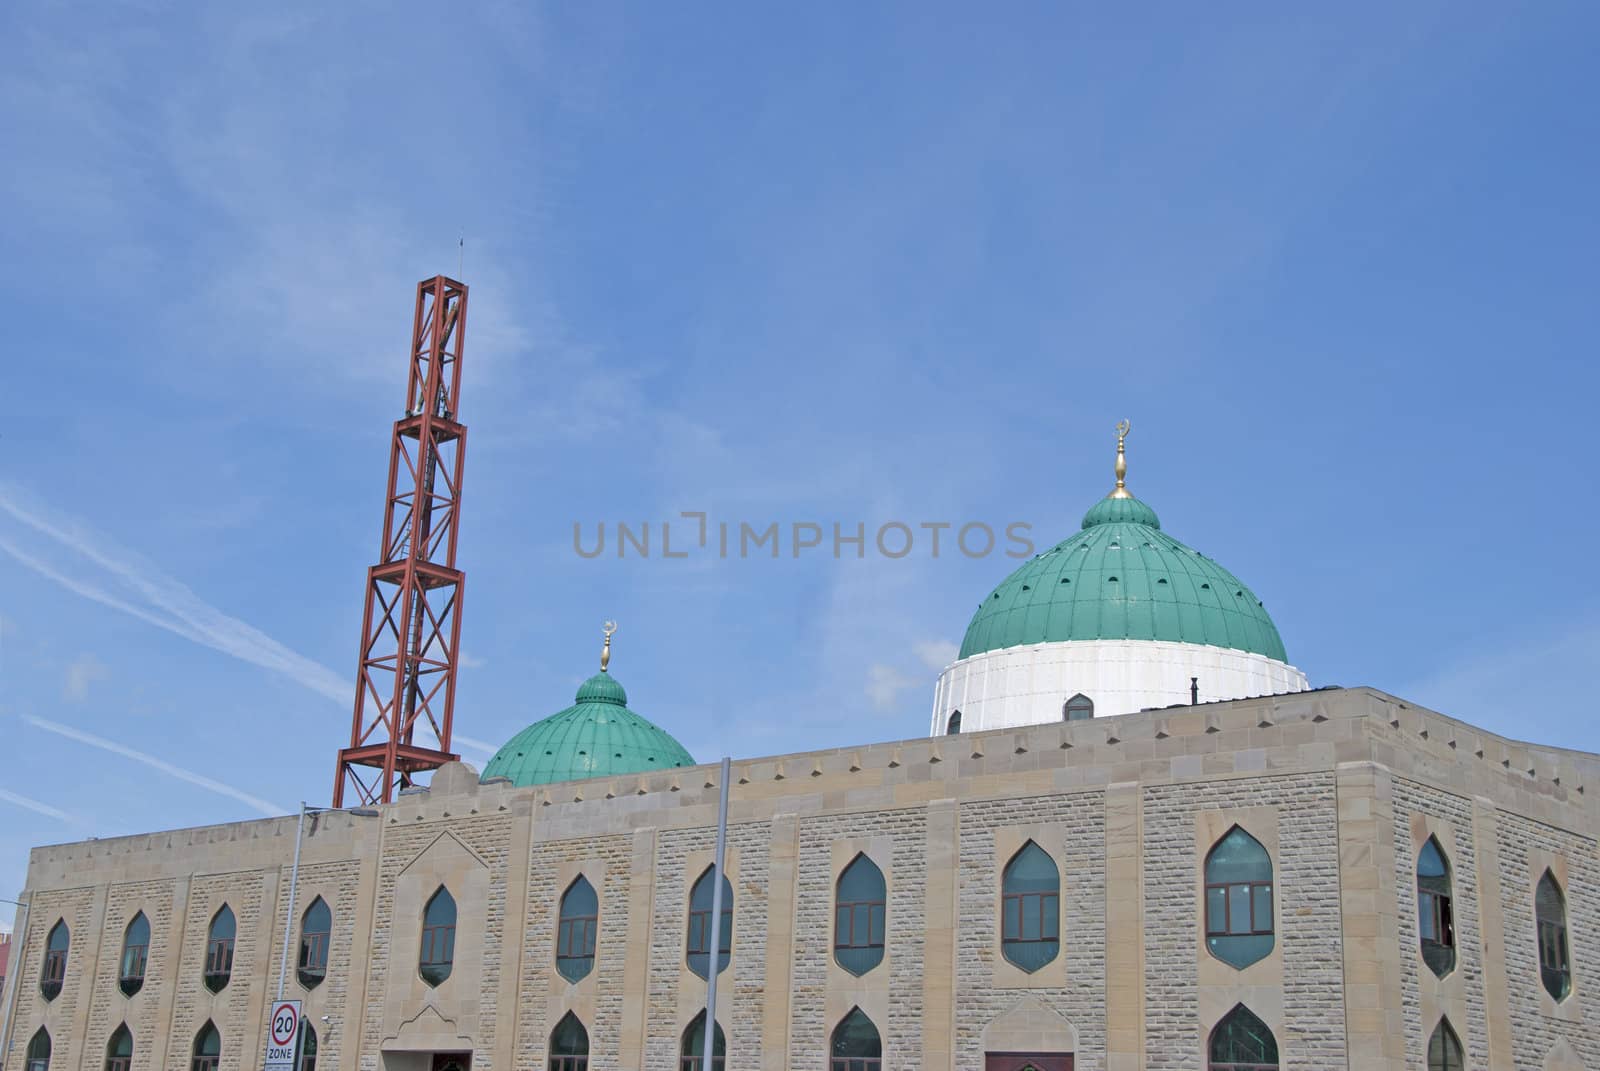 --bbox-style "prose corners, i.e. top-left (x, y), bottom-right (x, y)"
top-left (788, 807), bottom-right (928, 1069)
top-left (6, 886), bottom-right (96, 1071)
top-left (171, 872), bottom-right (268, 1071)
top-left (645, 822), bottom-right (769, 1071)
top-left (1143, 773), bottom-right (1345, 1070)
top-left (514, 834), bottom-right (631, 1071)
top-left (266, 861), bottom-right (364, 1071)
top-left (1495, 809), bottom-right (1599, 1068)
top-left (86, 880), bottom-right (174, 1071)
top-left (1390, 777), bottom-right (1489, 1068)
top-left (956, 791), bottom-right (1105, 1071)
